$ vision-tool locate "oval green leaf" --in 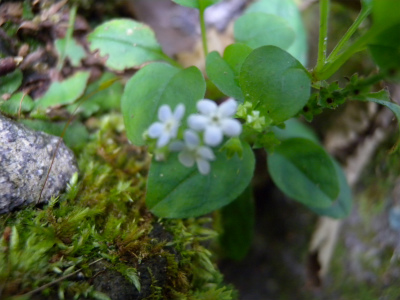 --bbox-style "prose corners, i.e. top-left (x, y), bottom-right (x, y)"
top-left (234, 13), bottom-right (295, 50)
top-left (34, 71), bottom-right (90, 109)
top-left (205, 43), bottom-right (252, 102)
top-left (309, 159), bottom-right (352, 219)
top-left (267, 138), bottom-right (339, 208)
top-left (88, 19), bottom-right (166, 70)
top-left (244, 0), bottom-right (308, 65)
top-left (121, 63), bottom-right (206, 146)
top-left (240, 46), bottom-right (311, 124)
top-left (146, 142), bottom-right (255, 218)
